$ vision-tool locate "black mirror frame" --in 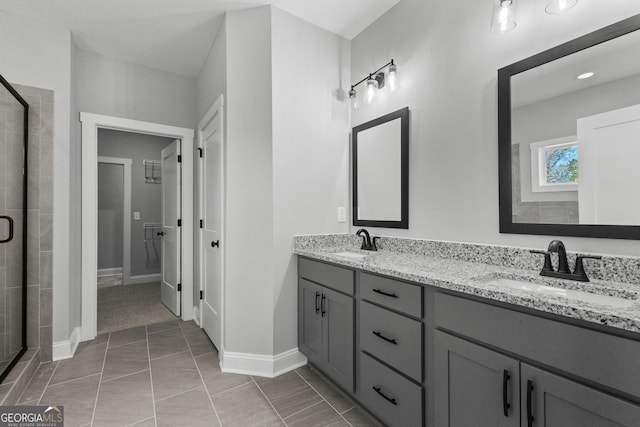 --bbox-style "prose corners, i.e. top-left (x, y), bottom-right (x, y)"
top-left (353, 106), bottom-right (409, 229)
top-left (498, 14), bottom-right (640, 240)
